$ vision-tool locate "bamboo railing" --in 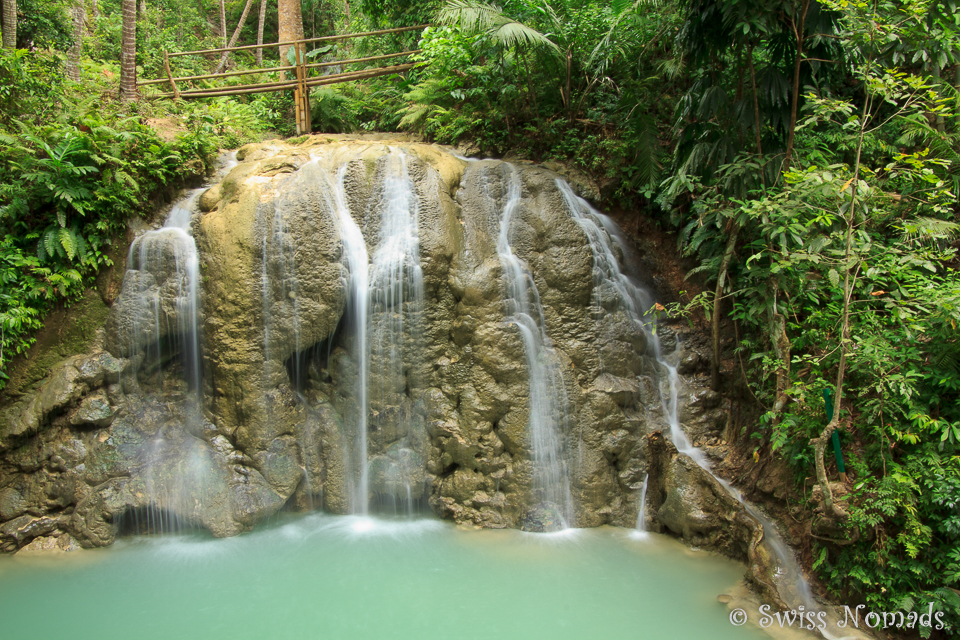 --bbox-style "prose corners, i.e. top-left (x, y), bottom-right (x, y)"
top-left (139, 24), bottom-right (430, 135)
